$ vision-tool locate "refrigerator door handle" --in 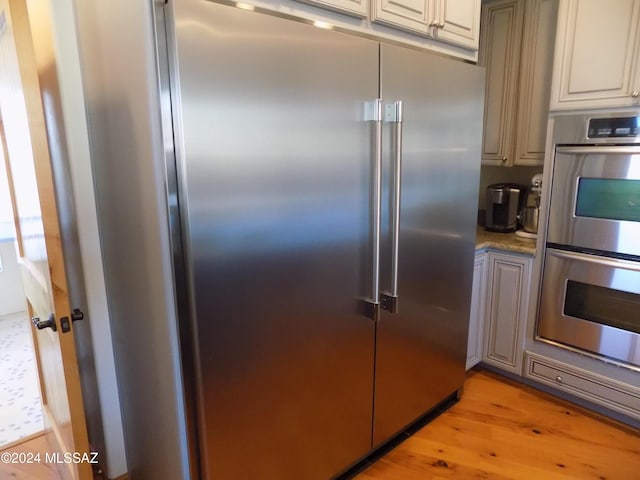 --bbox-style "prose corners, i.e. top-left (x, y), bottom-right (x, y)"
top-left (361, 99), bottom-right (383, 321)
top-left (382, 101), bottom-right (403, 314)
